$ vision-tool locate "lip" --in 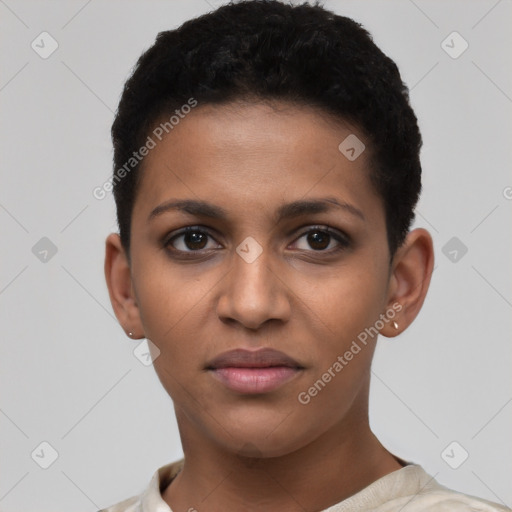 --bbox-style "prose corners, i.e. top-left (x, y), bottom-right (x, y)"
top-left (206, 348), bottom-right (304, 394)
